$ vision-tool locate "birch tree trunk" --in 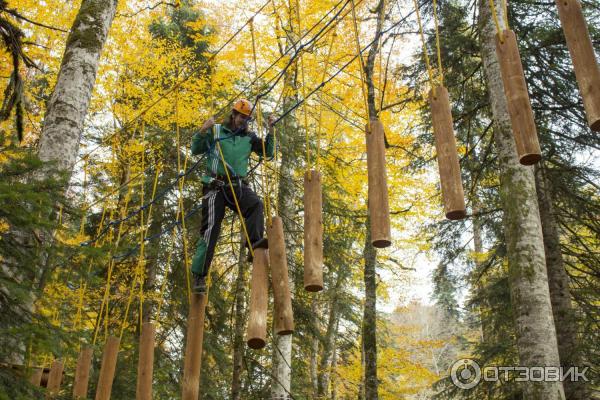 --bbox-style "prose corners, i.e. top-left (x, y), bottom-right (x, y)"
top-left (534, 166), bottom-right (588, 400)
top-left (478, 1), bottom-right (565, 398)
top-left (38, 0), bottom-right (118, 181)
top-left (1, 0), bottom-right (118, 365)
